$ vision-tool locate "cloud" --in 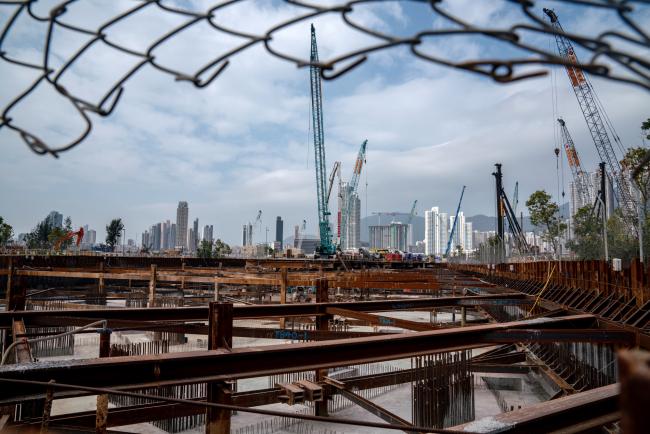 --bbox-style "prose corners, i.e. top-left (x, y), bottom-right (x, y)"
top-left (0, 1), bottom-right (648, 245)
